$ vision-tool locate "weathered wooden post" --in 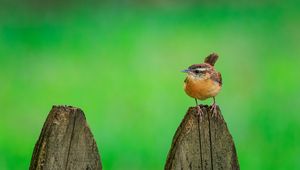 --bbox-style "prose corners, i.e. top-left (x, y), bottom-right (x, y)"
top-left (165, 105), bottom-right (239, 170)
top-left (30, 106), bottom-right (102, 170)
